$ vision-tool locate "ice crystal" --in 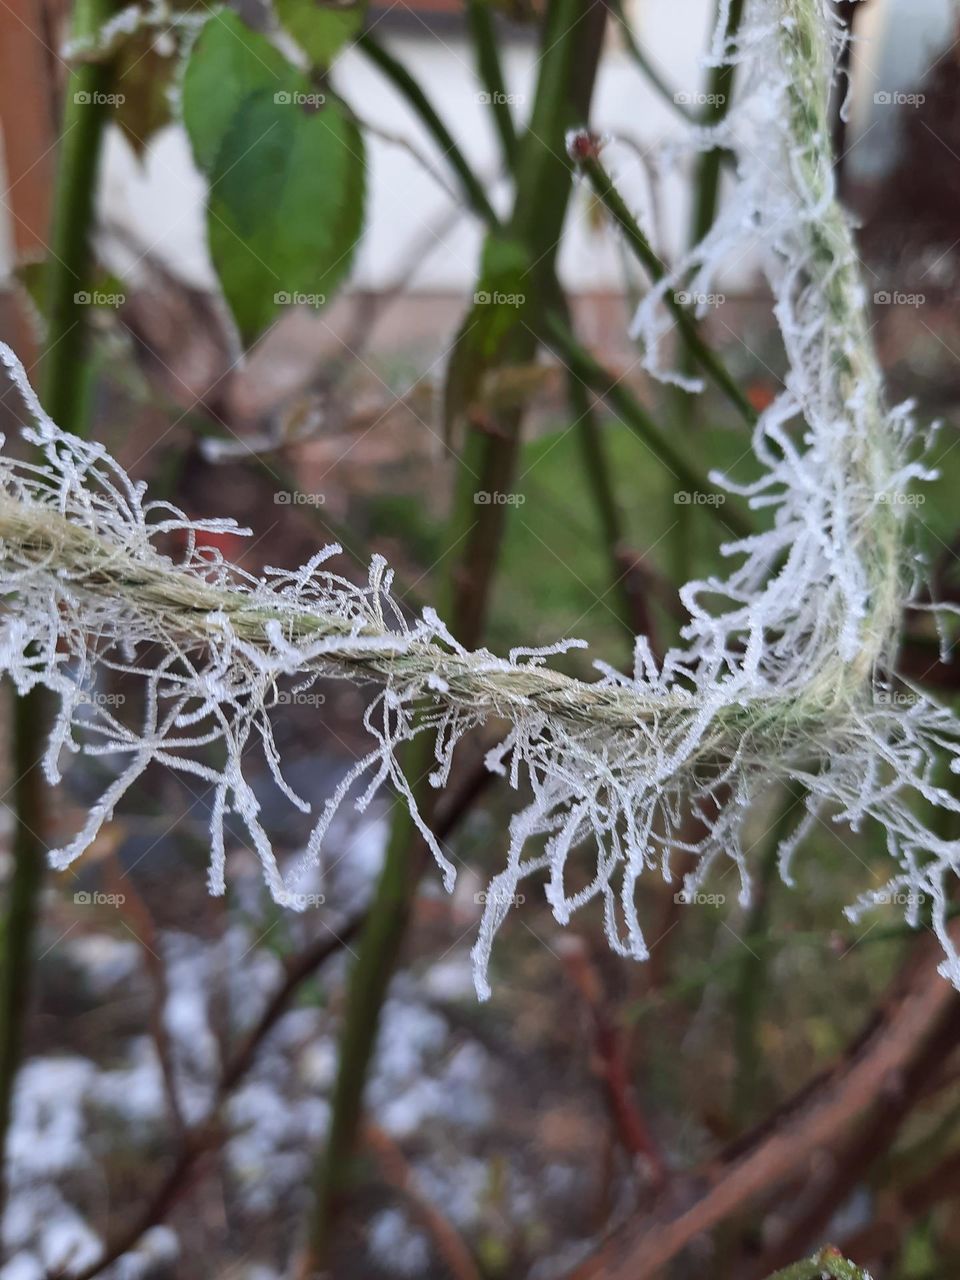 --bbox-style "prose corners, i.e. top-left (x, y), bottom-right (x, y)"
top-left (1, 0), bottom-right (959, 998)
